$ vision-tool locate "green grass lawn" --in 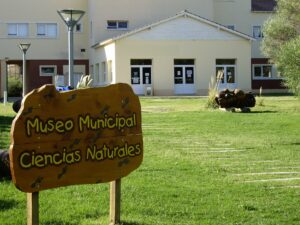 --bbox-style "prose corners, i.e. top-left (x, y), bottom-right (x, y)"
top-left (0, 96), bottom-right (300, 225)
